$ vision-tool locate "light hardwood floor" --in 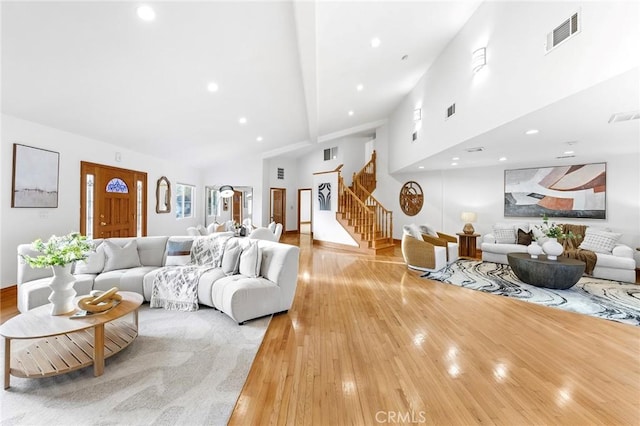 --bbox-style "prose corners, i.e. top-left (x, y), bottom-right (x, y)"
top-left (1, 236), bottom-right (638, 424)
top-left (230, 233), bottom-right (640, 425)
